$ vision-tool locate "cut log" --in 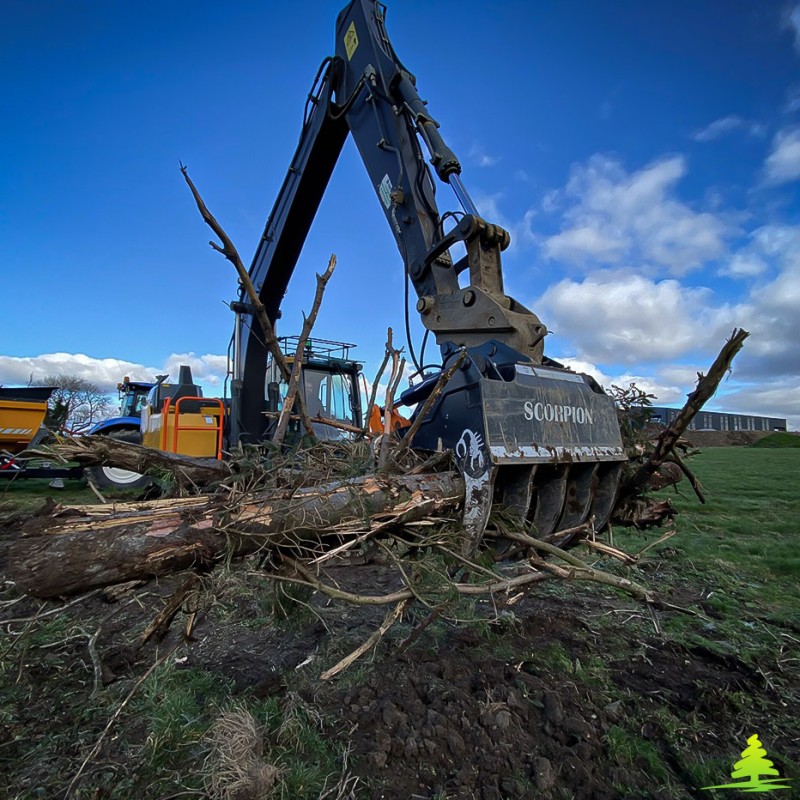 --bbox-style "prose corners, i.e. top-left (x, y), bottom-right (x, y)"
top-left (9, 471), bottom-right (464, 598)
